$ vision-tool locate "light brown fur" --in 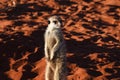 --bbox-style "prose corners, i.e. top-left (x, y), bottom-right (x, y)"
top-left (44, 16), bottom-right (67, 80)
